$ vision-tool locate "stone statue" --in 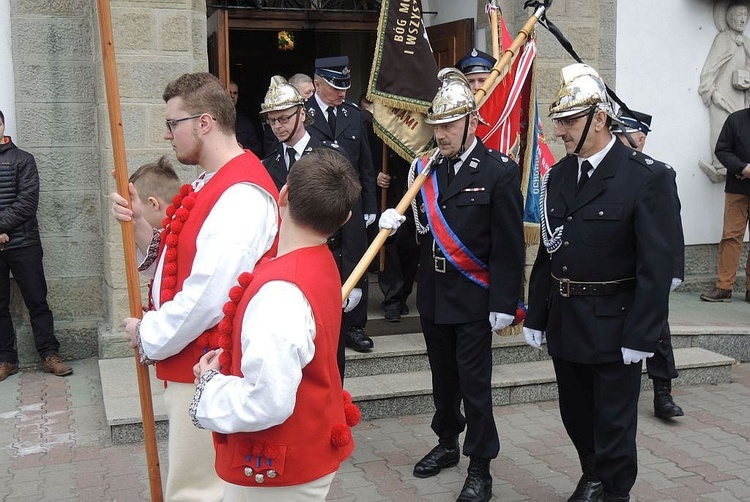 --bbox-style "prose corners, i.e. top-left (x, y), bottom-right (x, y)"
top-left (698, 1), bottom-right (750, 182)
